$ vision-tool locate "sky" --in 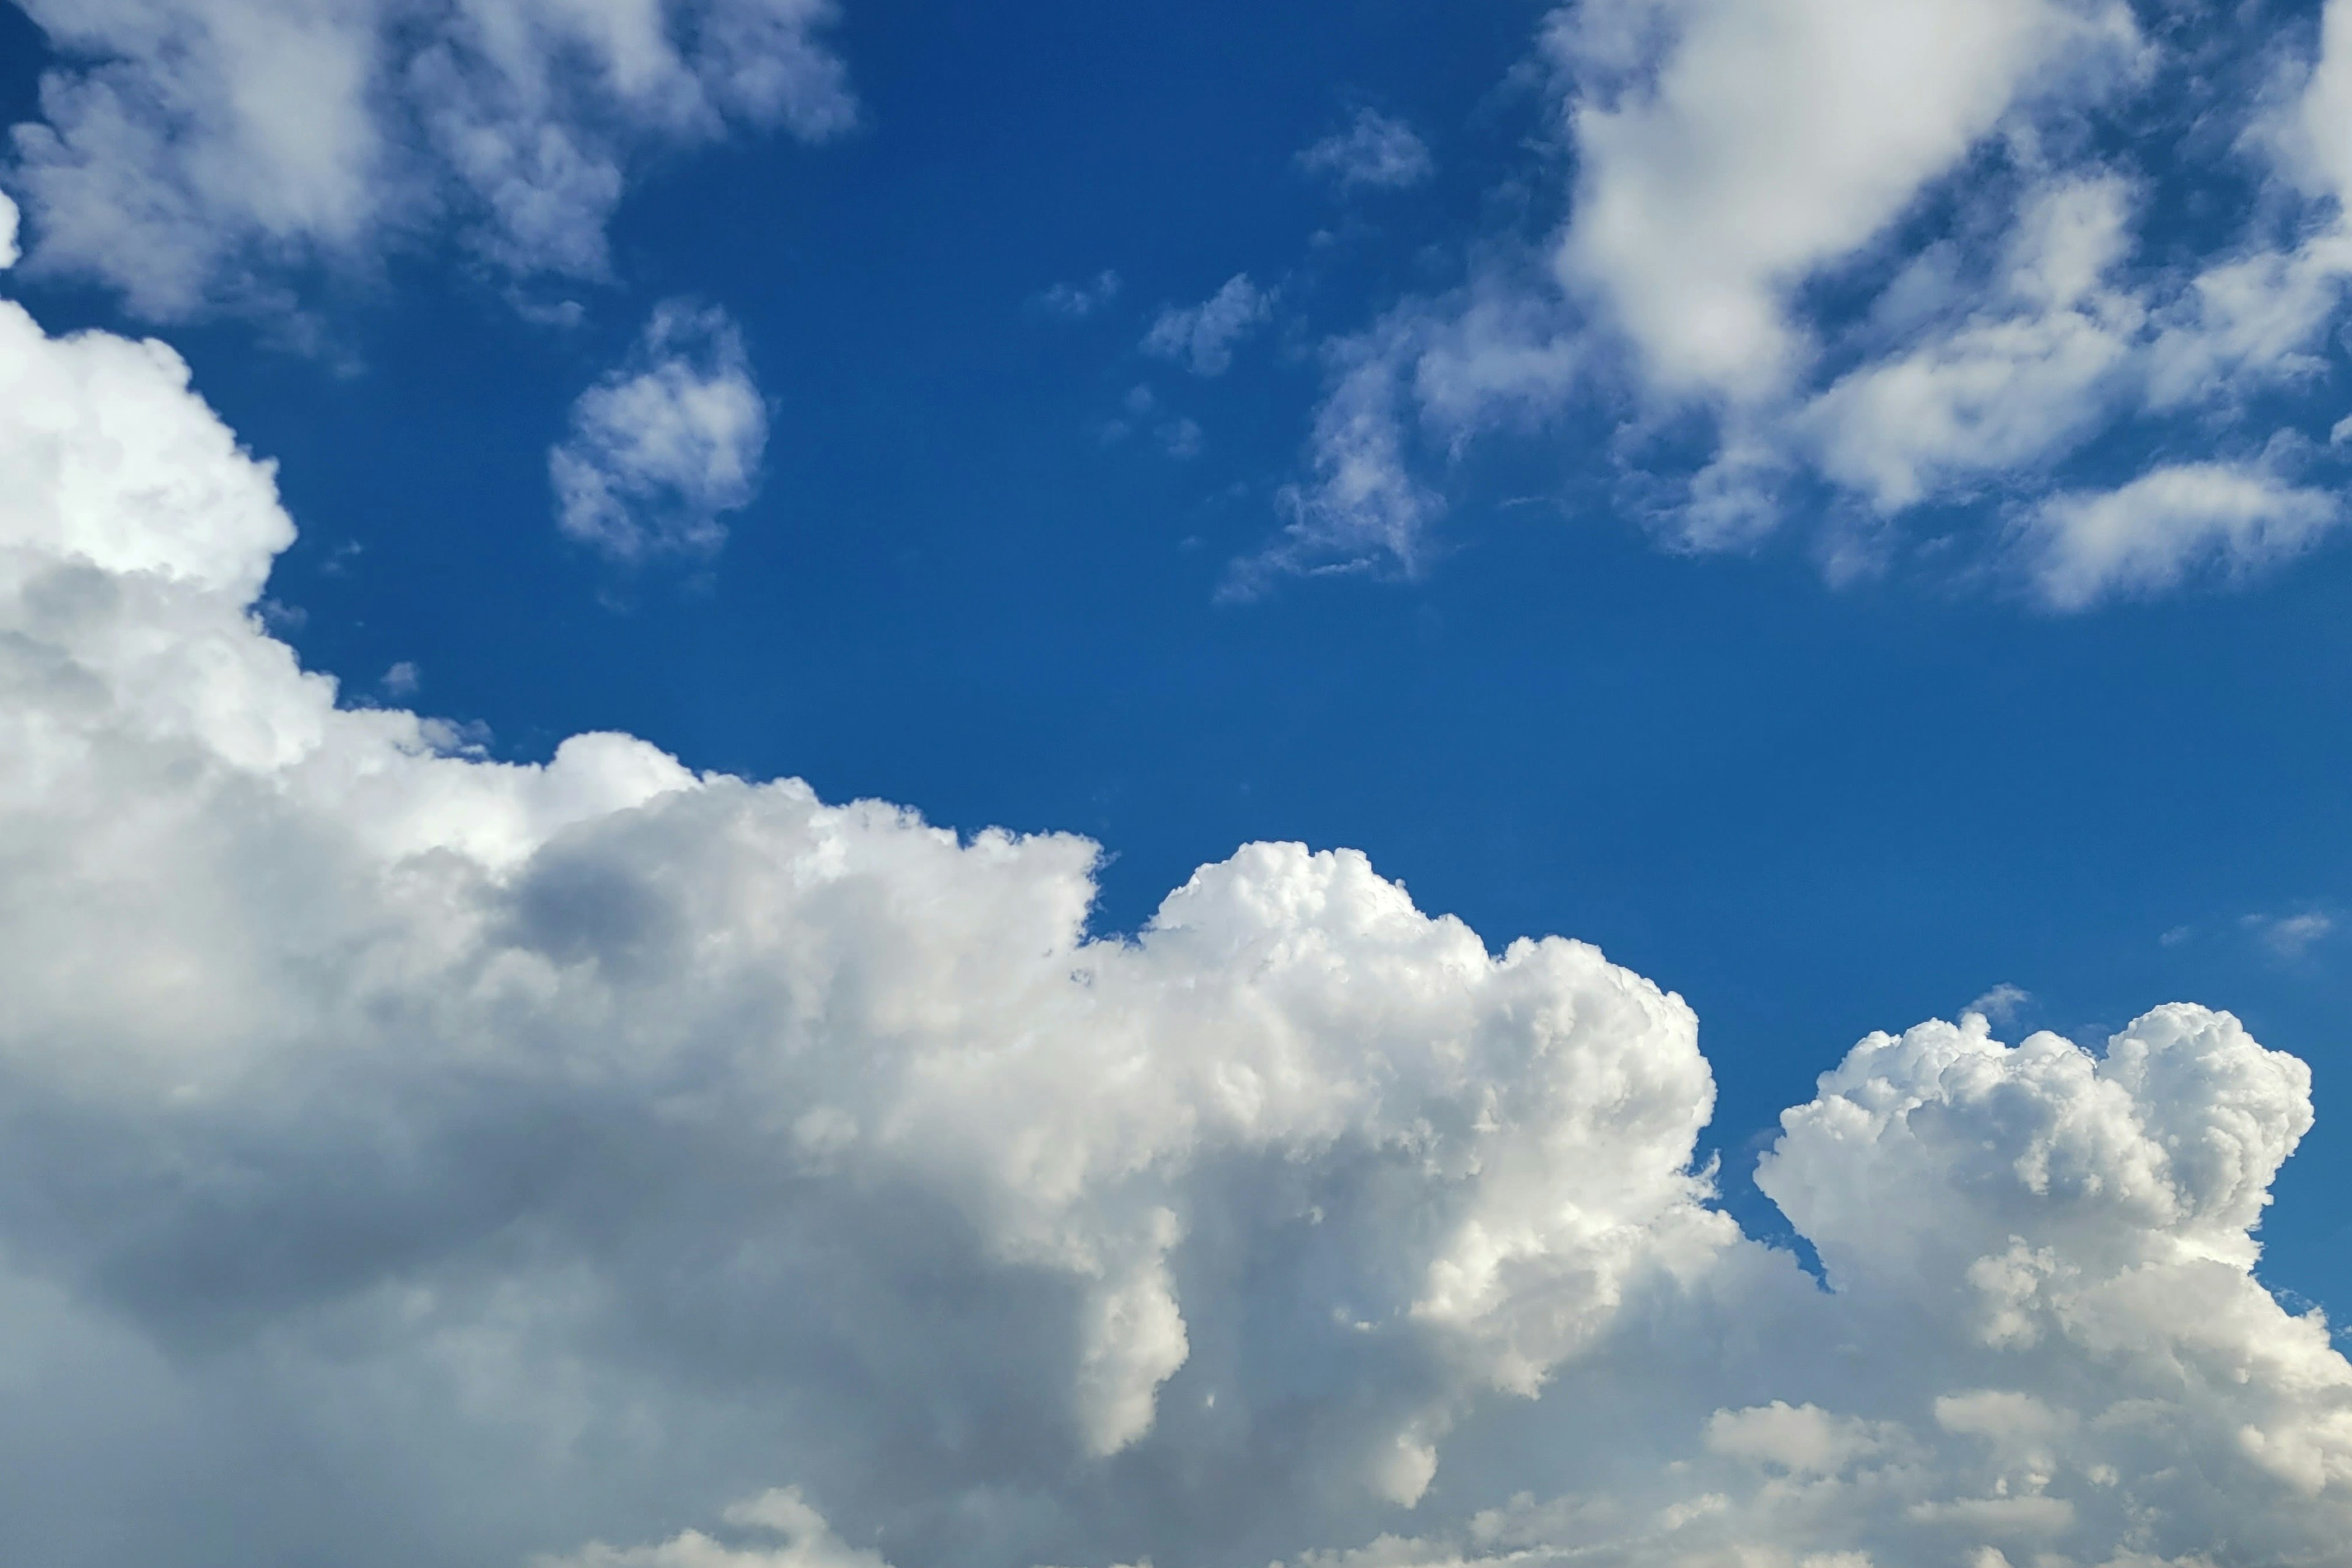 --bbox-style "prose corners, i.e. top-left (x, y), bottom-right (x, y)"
top-left (2, 1), bottom-right (2351, 1566)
